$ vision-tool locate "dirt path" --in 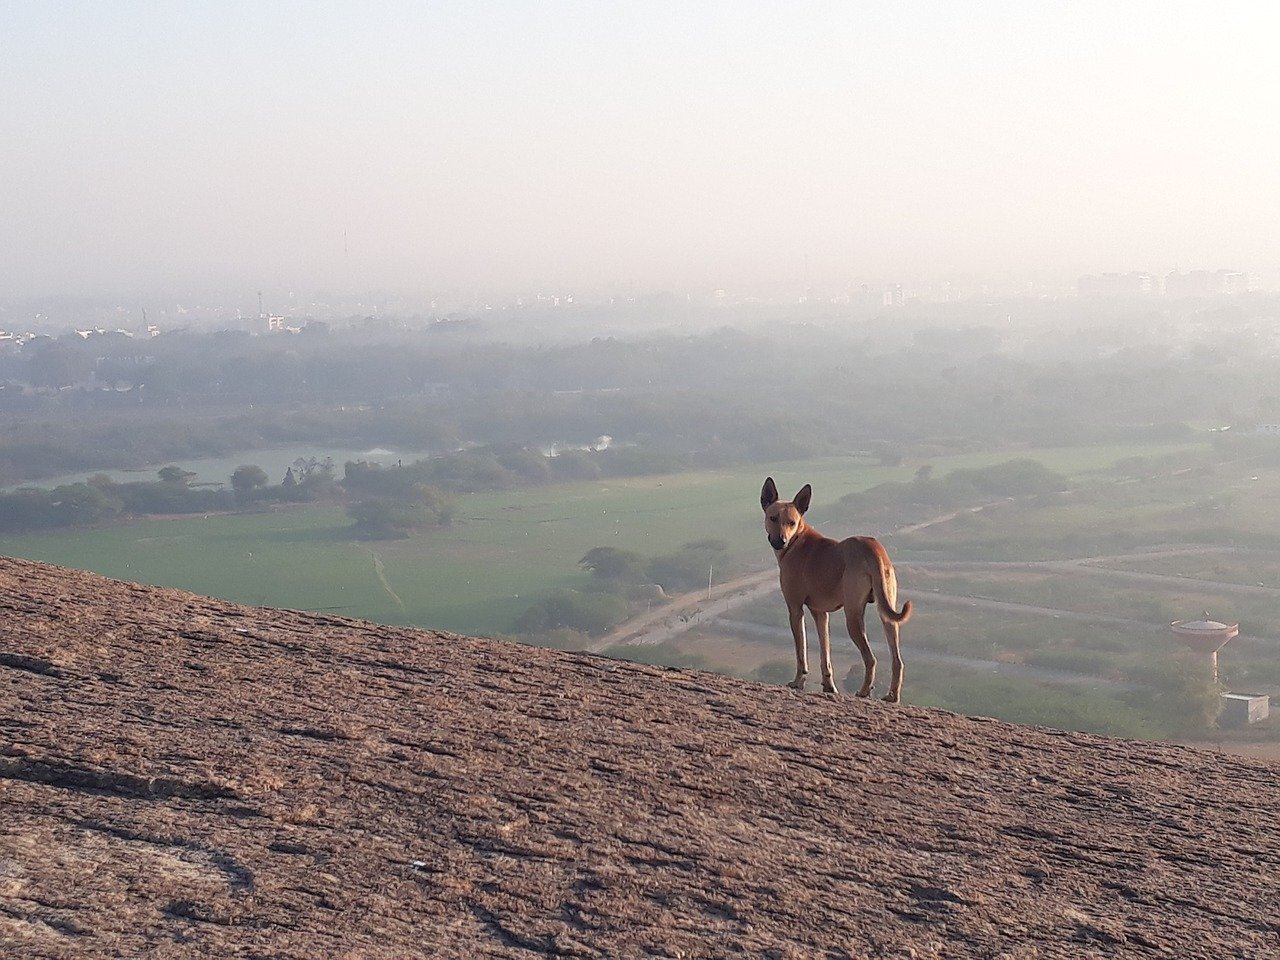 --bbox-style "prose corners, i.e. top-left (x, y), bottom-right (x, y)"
top-left (369, 551), bottom-right (406, 613)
